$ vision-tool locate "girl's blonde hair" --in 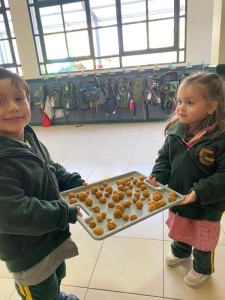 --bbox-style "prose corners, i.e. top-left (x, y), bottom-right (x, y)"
top-left (165, 72), bottom-right (225, 138)
top-left (0, 67), bottom-right (30, 102)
